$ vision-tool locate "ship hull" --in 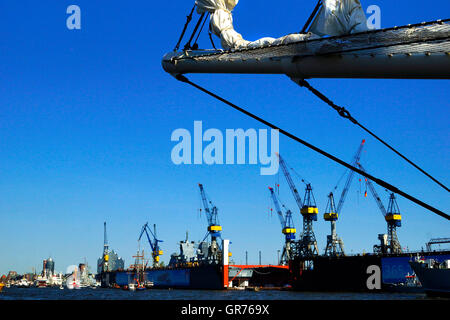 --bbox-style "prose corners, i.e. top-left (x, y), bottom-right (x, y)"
top-left (289, 251), bottom-right (450, 292)
top-left (101, 264), bottom-right (224, 290)
top-left (409, 261), bottom-right (450, 296)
